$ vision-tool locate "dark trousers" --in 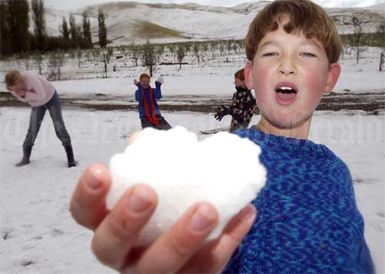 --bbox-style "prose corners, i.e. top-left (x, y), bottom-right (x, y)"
top-left (23, 91), bottom-right (72, 149)
top-left (140, 115), bottom-right (171, 130)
